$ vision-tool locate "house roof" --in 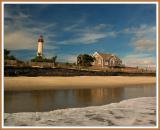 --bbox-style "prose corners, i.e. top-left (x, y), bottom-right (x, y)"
top-left (98, 53), bottom-right (113, 59)
top-left (93, 52), bottom-right (121, 61)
